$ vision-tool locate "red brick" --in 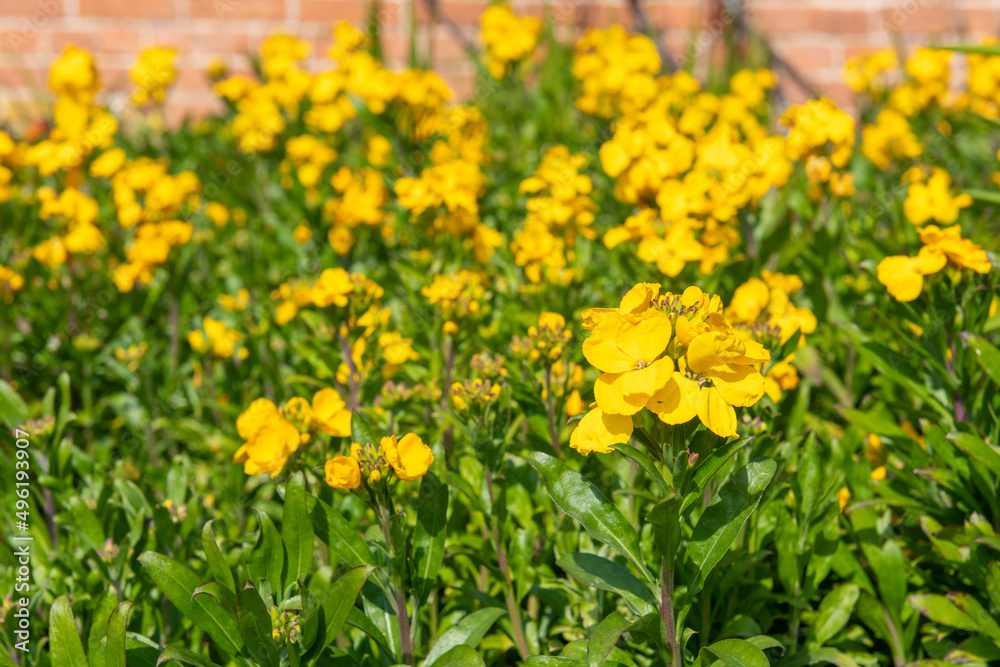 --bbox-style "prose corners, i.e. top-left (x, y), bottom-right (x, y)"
top-left (2, 29), bottom-right (43, 53)
top-left (650, 2), bottom-right (700, 29)
top-left (193, 30), bottom-right (249, 54)
top-left (80, 0), bottom-right (175, 17)
top-left (190, 0), bottom-right (284, 20)
top-left (2, 0), bottom-right (65, 17)
top-left (877, 7), bottom-right (959, 34)
top-left (300, 1), bottom-right (368, 22)
top-left (95, 30), bottom-right (142, 54)
top-left (751, 7), bottom-right (870, 35)
top-left (774, 44), bottom-right (834, 72)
